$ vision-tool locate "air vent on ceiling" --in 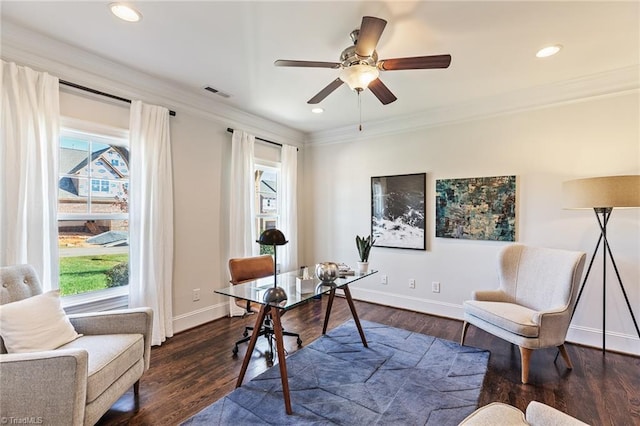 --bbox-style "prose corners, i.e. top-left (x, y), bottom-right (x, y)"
top-left (204, 86), bottom-right (231, 98)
